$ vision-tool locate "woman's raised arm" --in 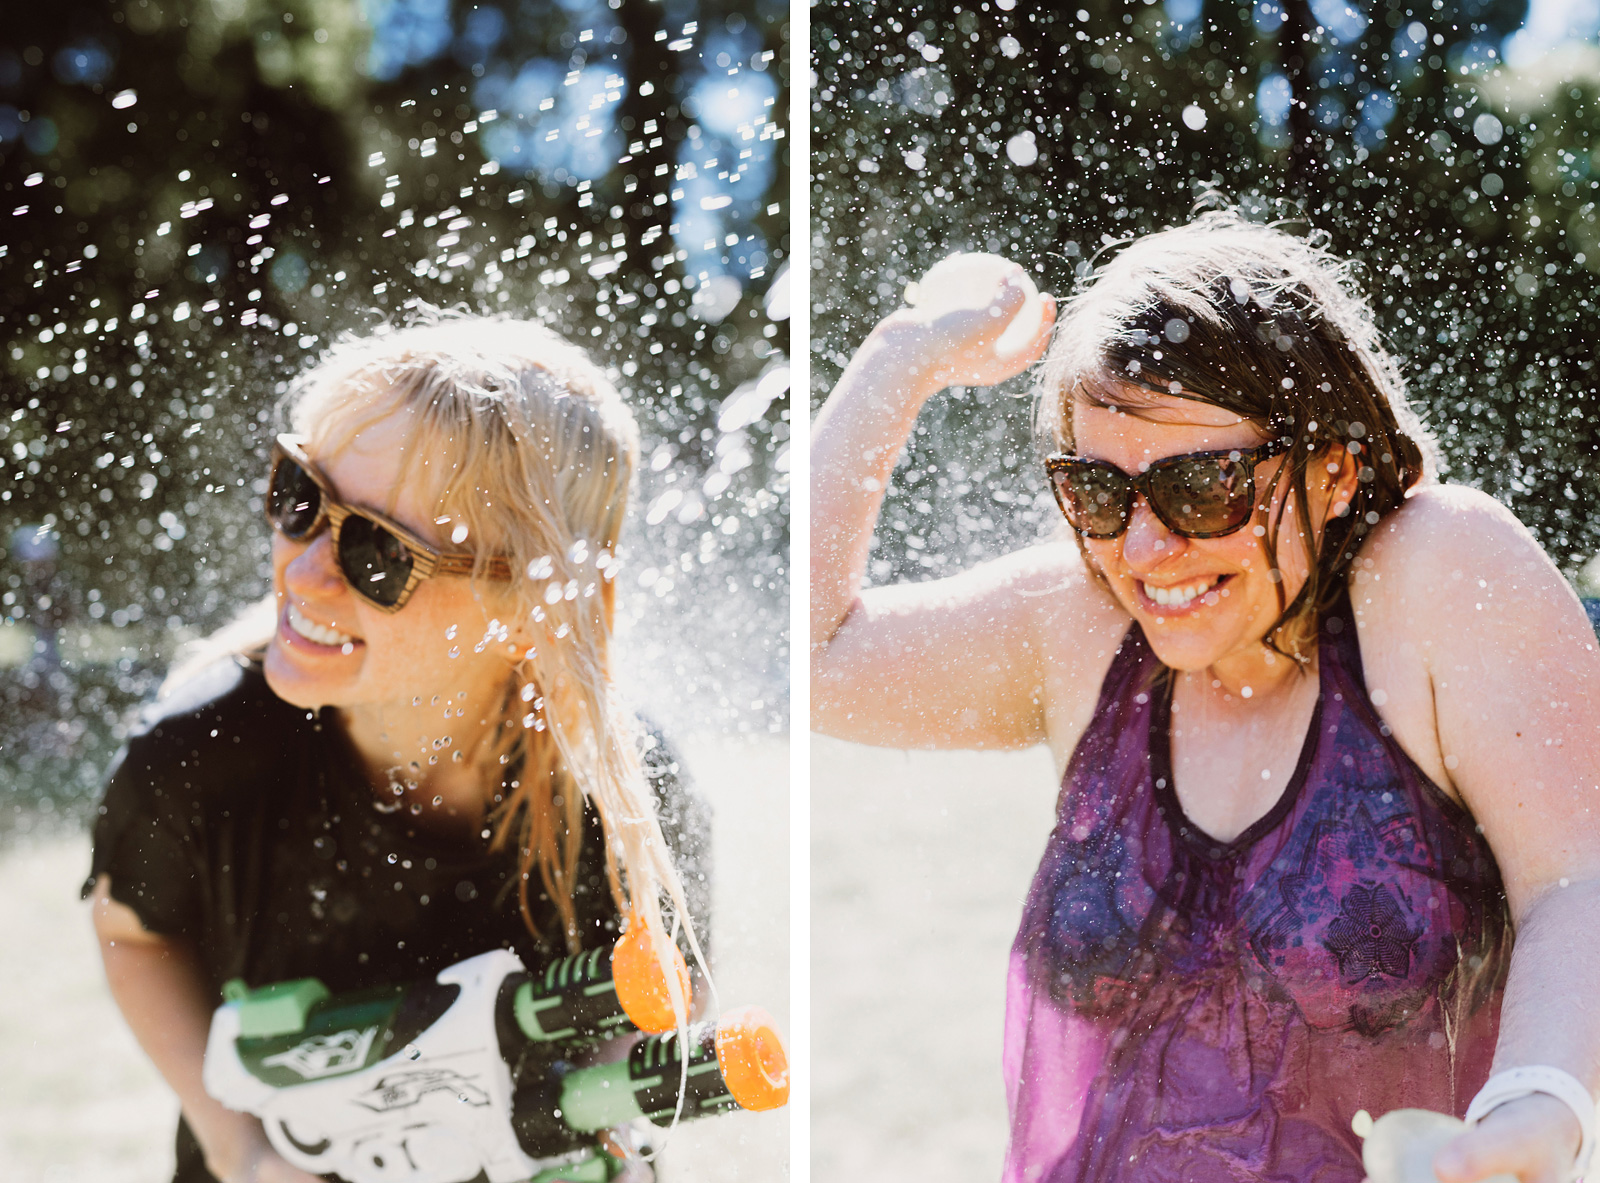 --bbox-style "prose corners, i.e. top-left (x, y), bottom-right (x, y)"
top-left (810, 270), bottom-right (1125, 752)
